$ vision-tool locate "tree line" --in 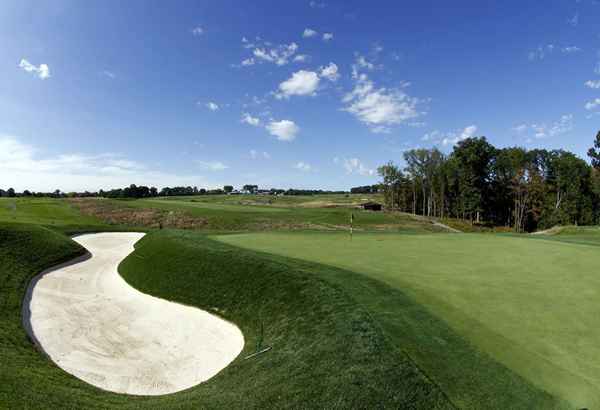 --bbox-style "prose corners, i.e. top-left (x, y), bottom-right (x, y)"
top-left (378, 131), bottom-right (600, 232)
top-left (0, 185), bottom-right (349, 199)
